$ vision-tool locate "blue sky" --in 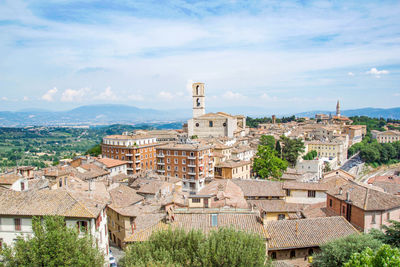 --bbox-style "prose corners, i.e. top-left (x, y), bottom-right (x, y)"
top-left (0, 0), bottom-right (400, 115)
